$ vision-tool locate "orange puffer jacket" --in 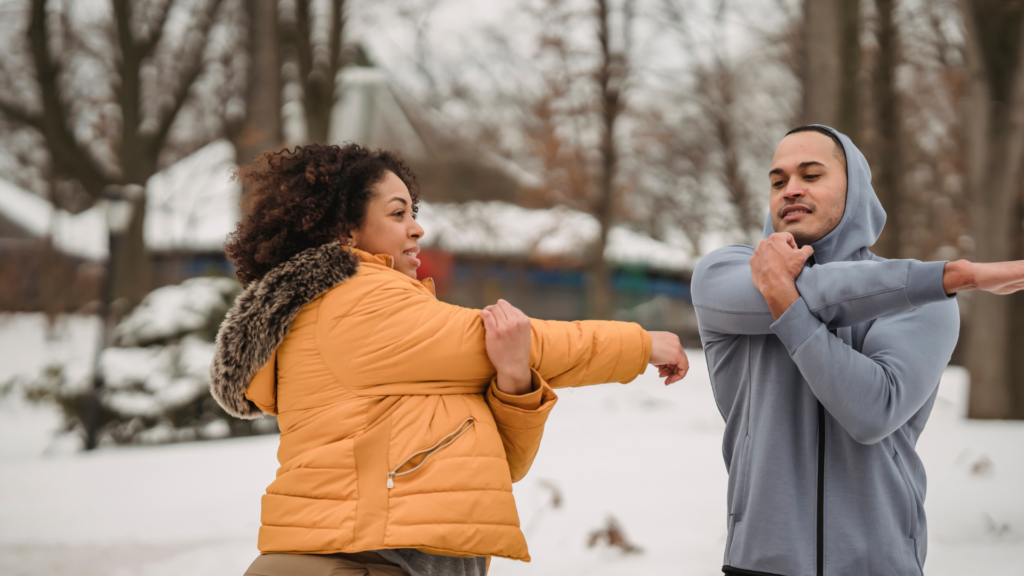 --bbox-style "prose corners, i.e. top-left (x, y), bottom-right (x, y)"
top-left (211, 242), bottom-right (651, 561)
